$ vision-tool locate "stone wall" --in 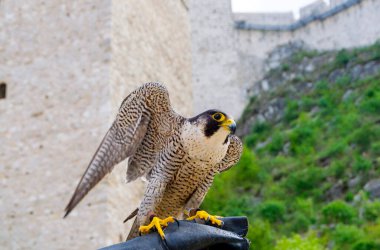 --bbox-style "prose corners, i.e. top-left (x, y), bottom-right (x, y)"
top-left (0, 0), bottom-right (192, 249)
top-left (109, 0), bottom-right (192, 244)
top-left (234, 12), bottom-right (294, 26)
top-left (236, 0), bottom-right (380, 58)
top-left (188, 0), bottom-right (247, 119)
top-left (299, 0), bottom-right (328, 19)
top-left (235, 0), bottom-right (380, 110)
top-left (190, 0), bottom-right (380, 118)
